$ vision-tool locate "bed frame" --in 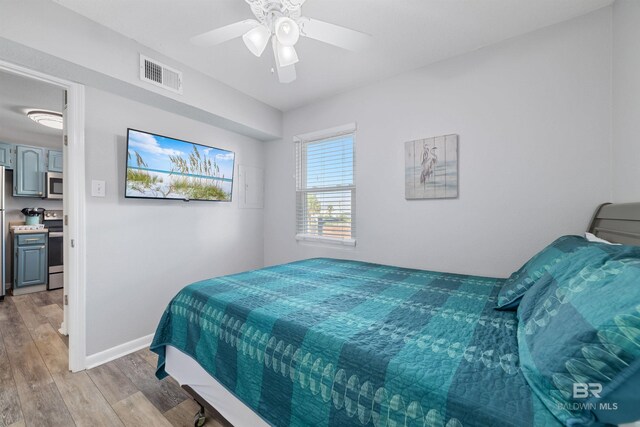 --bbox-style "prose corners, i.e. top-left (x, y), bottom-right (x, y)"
top-left (182, 385), bottom-right (212, 427)
top-left (588, 202), bottom-right (640, 246)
